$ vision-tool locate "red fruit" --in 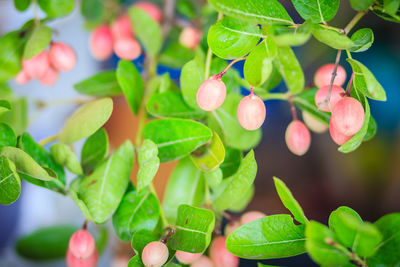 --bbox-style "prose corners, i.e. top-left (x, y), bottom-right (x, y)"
top-left (176, 251), bottom-right (202, 264)
top-left (89, 25), bottom-right (114, 61)
top-left (302, 111), bottom-right (328, 133)
top-left (314, 64), bottom-right (347, 88)
top-left (240, 211), bottom-right (266, 225)
top-left (39, 67), bottom-right (59, 86)
top-left (66, 248), bottom-right (98, 267)
top-left (314, 85), bottom-right (346, 112)
top-left (190, 256), bottom-right (214, 267)
top-left (49, 42), bottom-right (77, 71)
top-left (196, 75), bottom-right (226, 111)
top-left (113, 37), bottom-right (141, 60)
top-left (237, 94), bottom-right (266, 130)
top-left (224, 221), bottom-right (241, 236)
top-left (141, 241), bottom-right (169, 267)
top-left (22, 50), bottom-right (50, 79)
top-left (209, 236), bottom-right (239, 267)
top-left (134, 2), bottom-right (163, 23)
top-left (179, 27), bottom-right (202, 50)
top-left (14, 70), bottom-right (30, 85)
top-left (285, 120), bottom-right (311, 156)
top-left (331, 97), bottom-right (365, 136)
top-left (69, 230), bottom-right (96, 260)
top-left (329, 119), bottom-right (353, 145)
top-left (111, 15), bottom-right (133, 39)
